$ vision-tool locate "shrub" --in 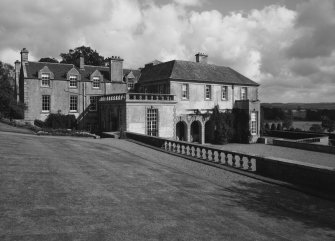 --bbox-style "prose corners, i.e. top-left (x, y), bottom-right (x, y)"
top-left (34, 119), bottom-right (45, 128)
top-left (44, 113), bottom-right (77, 129)
top-left (208, 106), bottom-right (251, 144)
